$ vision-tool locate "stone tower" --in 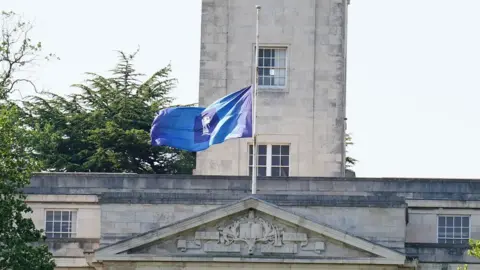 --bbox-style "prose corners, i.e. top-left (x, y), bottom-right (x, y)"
top-left (195, 0), bottom-right (349, 177)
